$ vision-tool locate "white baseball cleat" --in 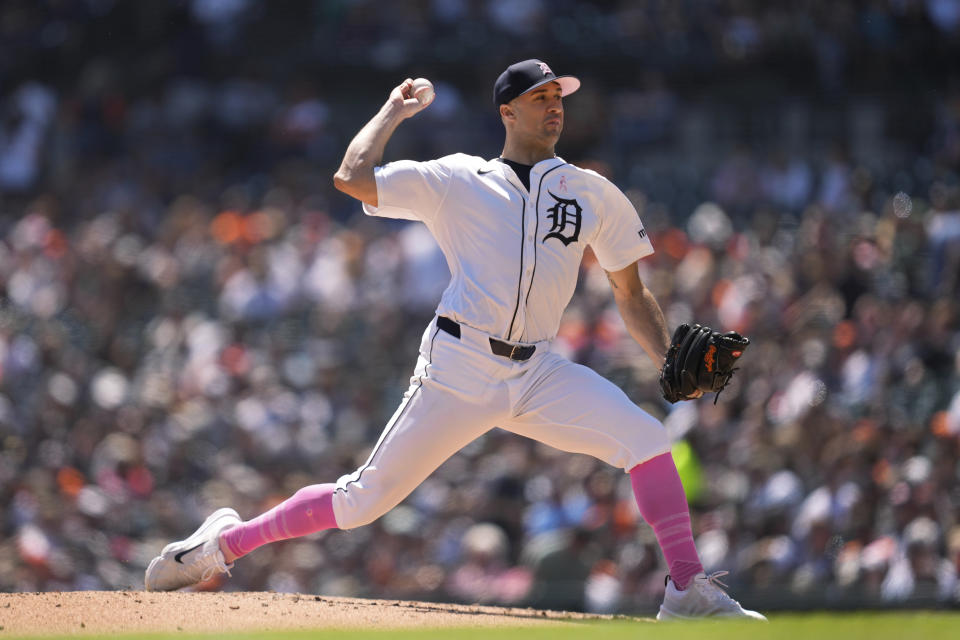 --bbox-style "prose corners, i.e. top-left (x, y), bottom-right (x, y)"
top-left (657, 571), bottom-right (767, 621)
top-left (144, 507), bottom-right (241, 592)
